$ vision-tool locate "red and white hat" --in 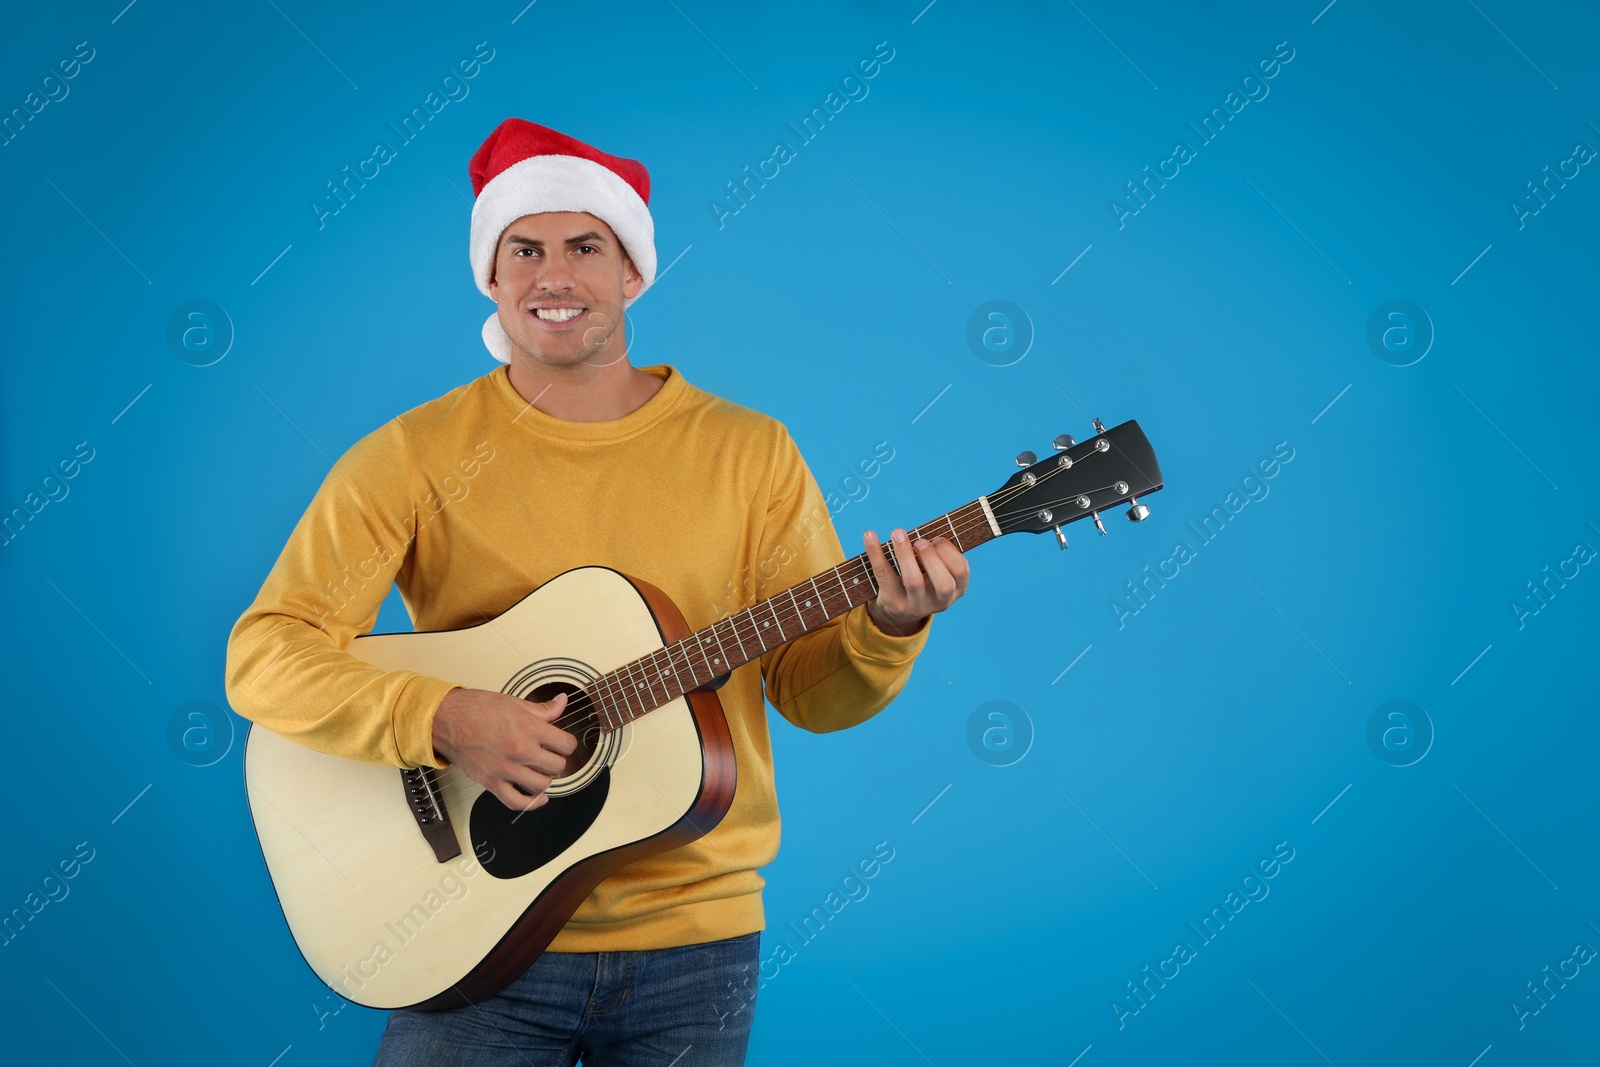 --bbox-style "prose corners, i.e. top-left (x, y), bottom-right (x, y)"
top-left (468, 119), bottom-right (656, 362)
